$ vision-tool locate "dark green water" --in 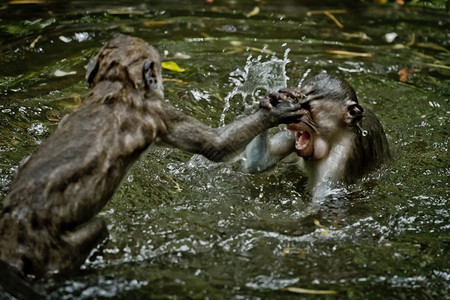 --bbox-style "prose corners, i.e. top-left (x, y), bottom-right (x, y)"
top-left (0, 1), bottom-right (449, 299)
